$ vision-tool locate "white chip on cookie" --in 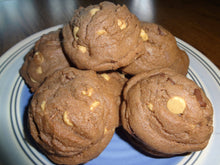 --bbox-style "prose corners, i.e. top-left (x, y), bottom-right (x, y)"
top-left (140, 29), bottom-right (148, 41)
top-left (63, 111), bottom-right (73, 126)
top-left (117, 19), bottom-right (127, 30)
top-left (167, 96), bottom-right (186, 114)
top-left (90, 101), bottom-right (100, 111)
top-left (90, 8), bottom-right (100, 16)
top-left (78, 45), bottom-right (87, 53)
